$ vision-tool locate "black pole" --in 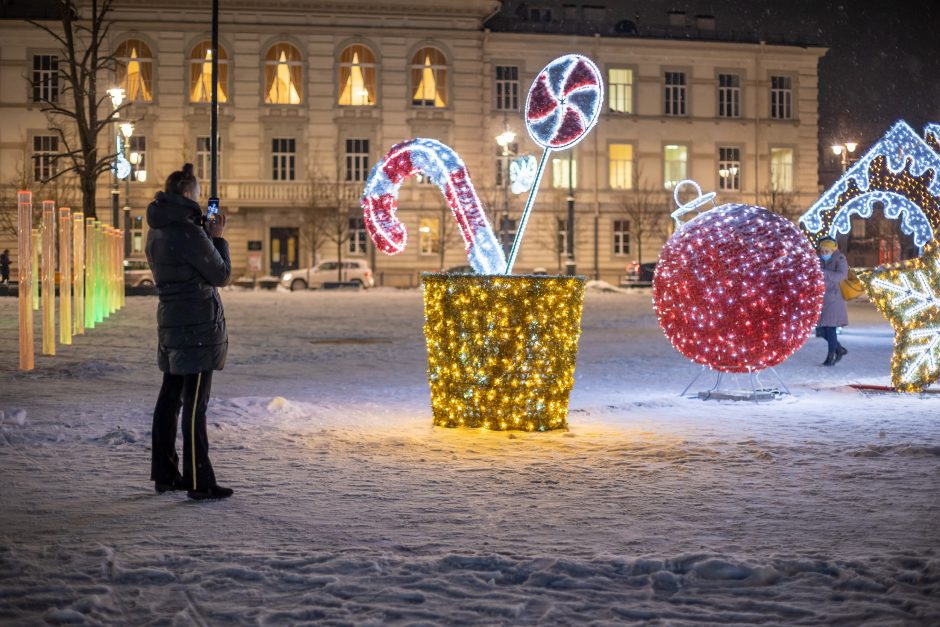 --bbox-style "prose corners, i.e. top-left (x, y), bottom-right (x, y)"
top-left (210, 0), bottom-right (219, 199)
top-left (565, 152), bottom-right (575, 276)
